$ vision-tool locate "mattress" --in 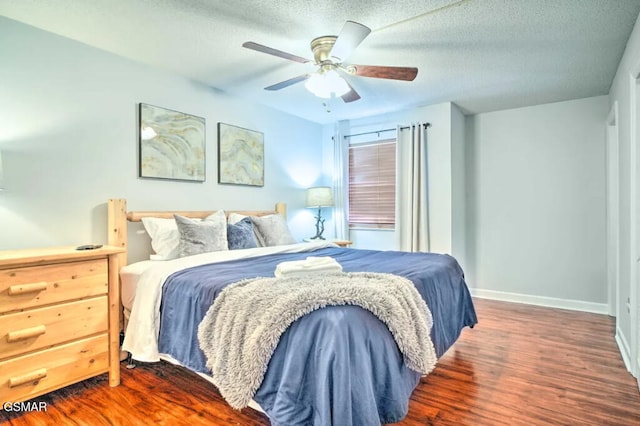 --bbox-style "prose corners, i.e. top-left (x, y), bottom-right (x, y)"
top-left (120, 260), bottom-right (155, 312)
